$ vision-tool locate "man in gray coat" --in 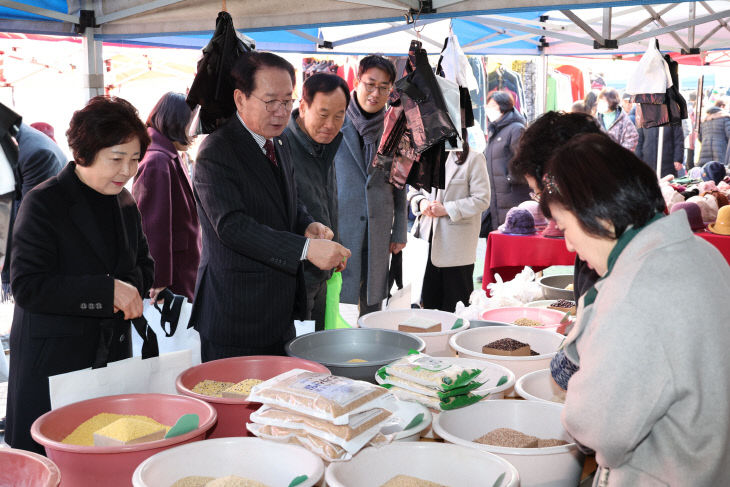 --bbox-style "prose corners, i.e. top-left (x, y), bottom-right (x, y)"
top-left (334, 55), bottom-right (407, 316)
top-left (284, 73), bottom-right (350, 330)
